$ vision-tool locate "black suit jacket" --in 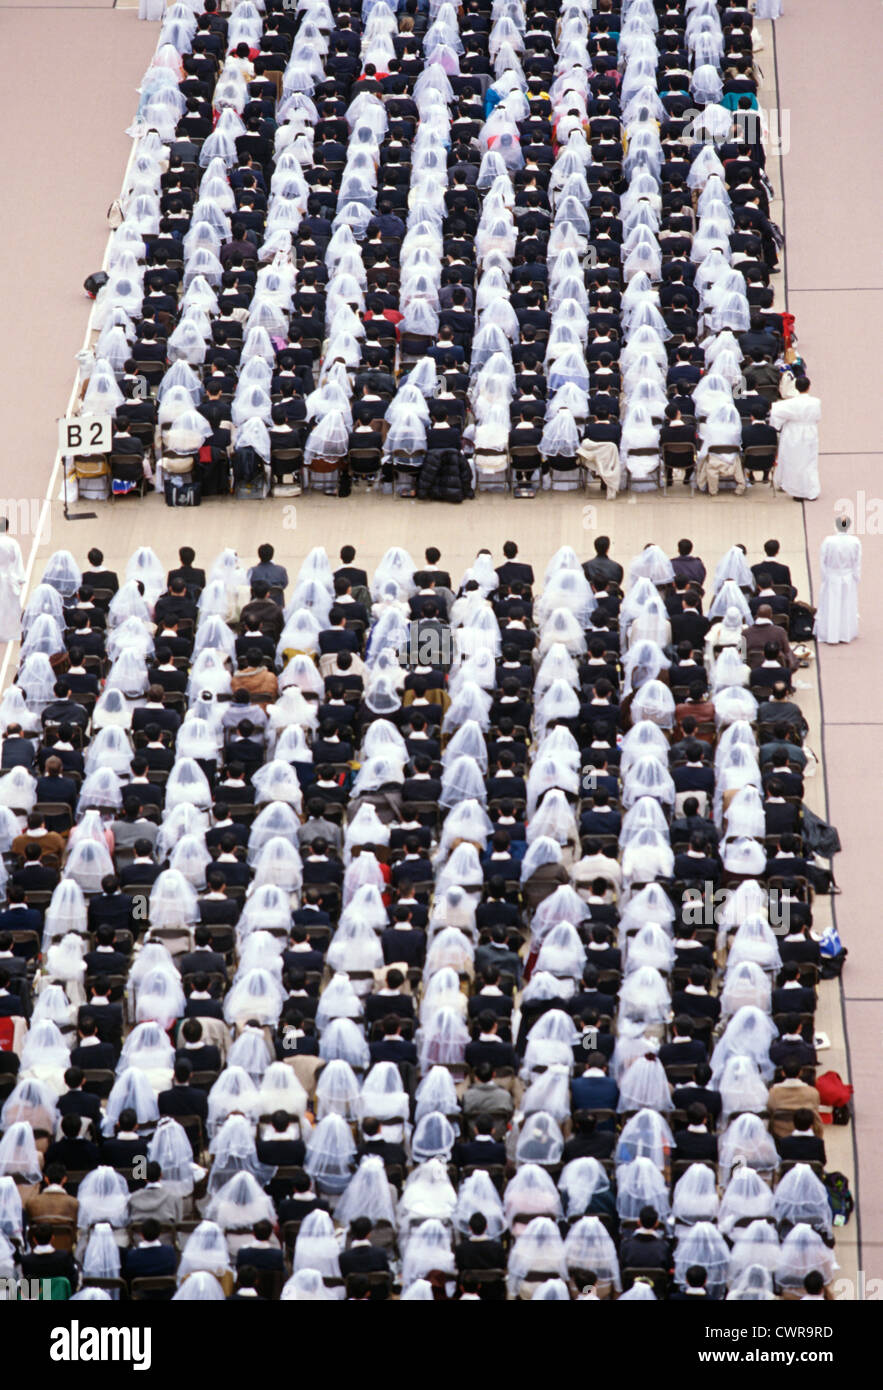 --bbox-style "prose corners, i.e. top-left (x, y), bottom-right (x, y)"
top-left (359, 1137), bottom-right (407, 1170)
top-left (673, 1129), bottom-right (718, 1161)
top-left (364, 994), bottom-right (415, 1025)
top-left (34, 775), bottom-right (78, 809)
top-left (175, 1044), bottom-right (221, 1074)
top-left (380, 928), bottom-right (425, 966)
top-left (455, 1238), bottom-right (506, 1271)
top-left (496, 560), bottom-right (534, 588)
top-left (168, 565), bottom-right (206, 593)
top-left (256, 1138), bottom-right (306, 1167)
top-left (235, 1244), bottom-right (286, 1271)
top-left (671, 611), bottom-right (710, 646)
top-left (70, 1041), bottom-right (117, 1072)
top-left (751, 559), bottom-right (791, 589)
top-left (619, 1231), bottom-right (672, 1271)
top-left (658, 1039), bottom-right (708, 1068)
top-left (562, 1130), bottom-right (616, 1162)
top-left (339, 1244), bottom-right (390, 1276)
top-left (771, 986), bottom-right (816, 1016)
top-left (83, 568), bottom-right (119, 594)
top-left (158, 1084), bottom-right (208, 1120)
top-left (101, 1136), bottom-right (149, 1168)
top-left (318, 629), bottom-right (360, 655)
top-left (467, 993), bottom-right (513, 1022)
top-left (57, 1089), bottom-right (102, 1126)
top-left (199, 899), bottom-right (240, 927)
top-left (1, 738), bottom-right (36, 771)
top-left (769, 1038), bottom-right (816, 1070)
top-left (77, 1002), bottom-right (123, 1049)
top-left (44, 1137), bottom-right (101, 1172)
top-left (671, 1083), bottom-right (722, 1122)
top-left (83, 949), bottom-right (130, 976)
top-left (464, 1040), bottom-right (517, 1071)
top-left (777, 1134), bottom-right (827, 1164)
top-left (87, 893), bottom-right (135, 932)
top-left (671, 990), bottom-right (720, 1024)
top-left (124, 1245), bottom-right (178, 1281)
top-left (452, 1139), bottom-right (506, 1168)
top-left (0, 906), bottom-right (43, 937)
top-left (179, 949), bottom-right (227, 978)
top-left (368, 1039), bottom-right (418, 1065)
top-left (119, 863), bottom-right (161, 890)
top-left (183, 998), bottom-right (224, 1020)
top-left (18, 1249), bottom-right (80, 1291)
